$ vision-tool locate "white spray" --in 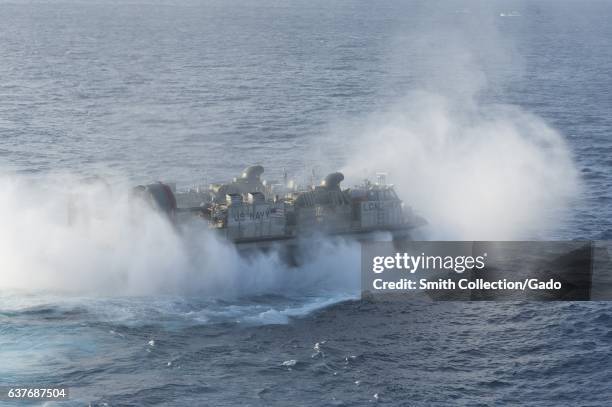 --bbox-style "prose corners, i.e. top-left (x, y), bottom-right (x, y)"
top-left (341, 94), bottom-right (578, 239)
top-left (0, 175), bottom-right (360, 296)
